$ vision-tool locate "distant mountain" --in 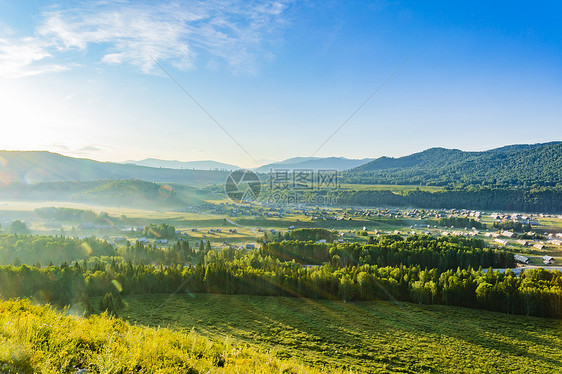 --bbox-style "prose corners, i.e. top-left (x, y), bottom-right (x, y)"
top-left (0, 180), bottom-right (190, 208)
top-left (348, 141), bottom-right (562, 187)
top-left (0, 151), bottom-right (229, 186)
top-left (124, 158), bottom-right (239, 171)
top-left (254, 157), bottom-right (375, 173)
